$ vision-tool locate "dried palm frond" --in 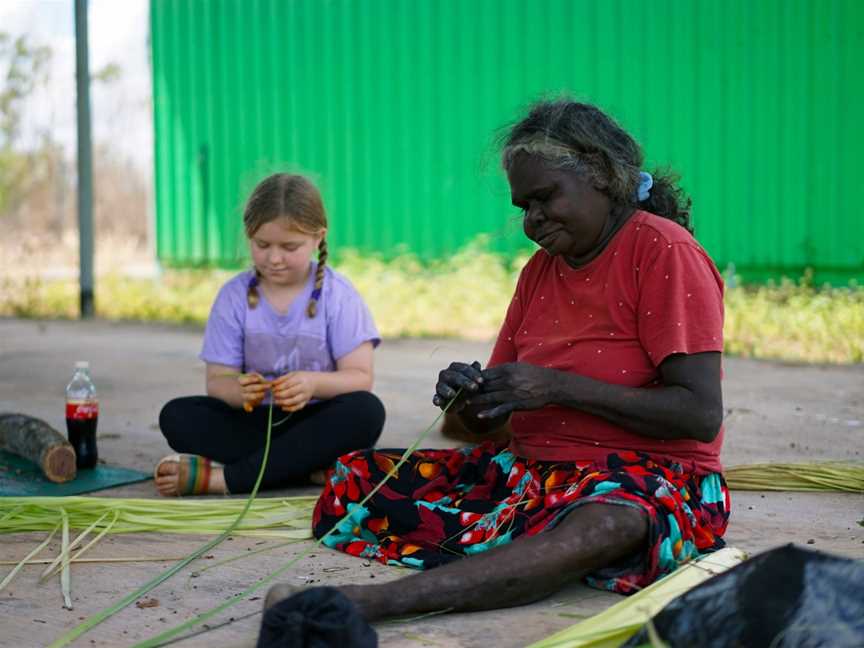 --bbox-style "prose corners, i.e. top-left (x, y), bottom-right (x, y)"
top-left (529, 547), bottom-right (747, 648)
top-left (726, 462), bottom-right (864, 493)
